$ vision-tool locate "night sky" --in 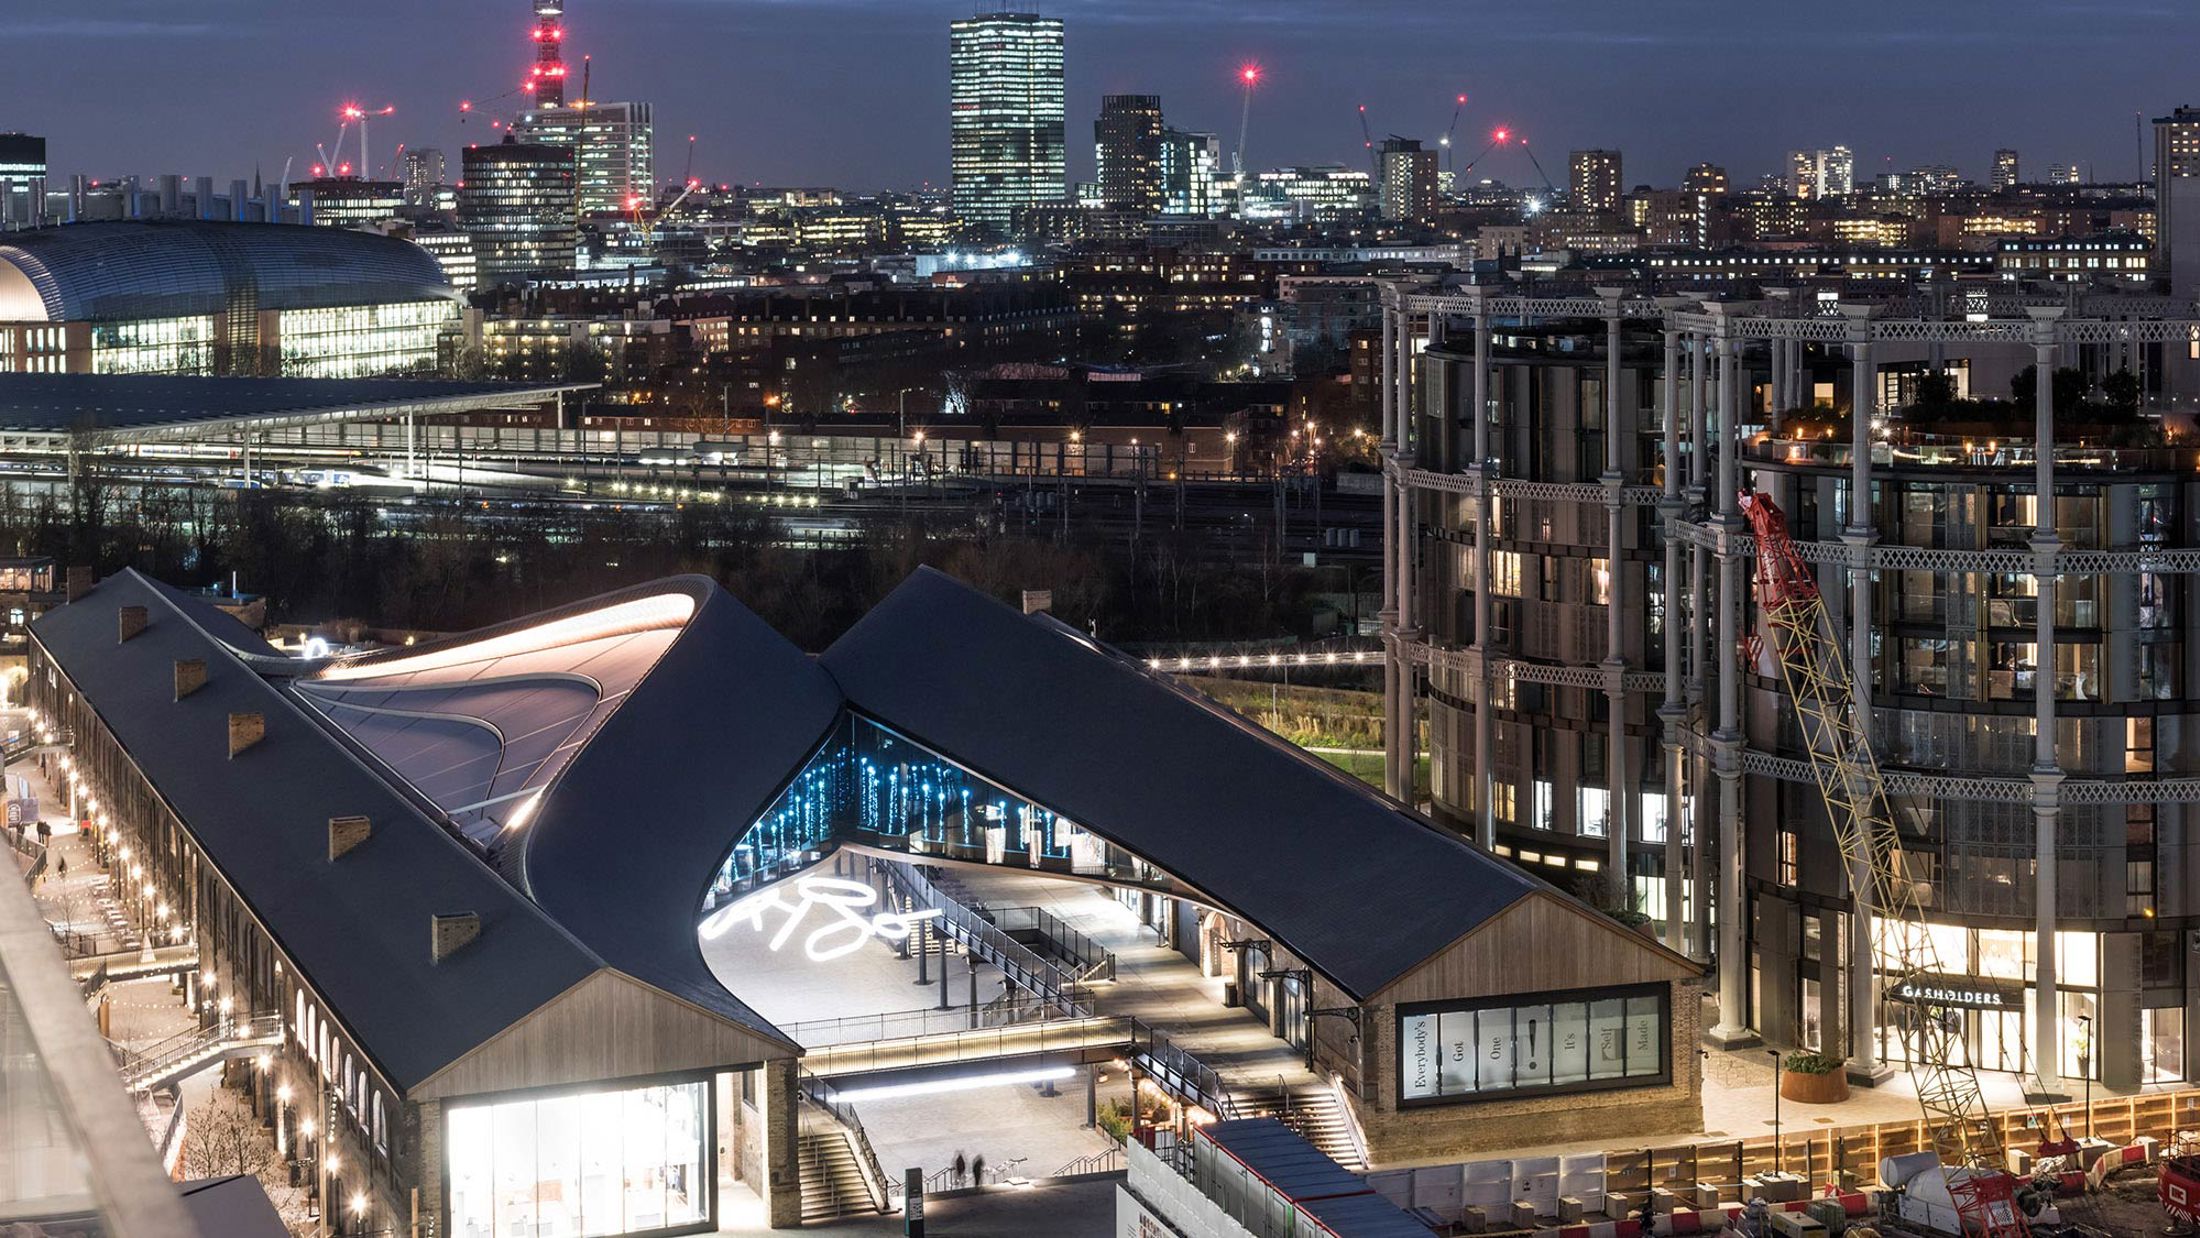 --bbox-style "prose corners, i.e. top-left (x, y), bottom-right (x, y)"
top-left (4, 0), bottom-right (2189, 193)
